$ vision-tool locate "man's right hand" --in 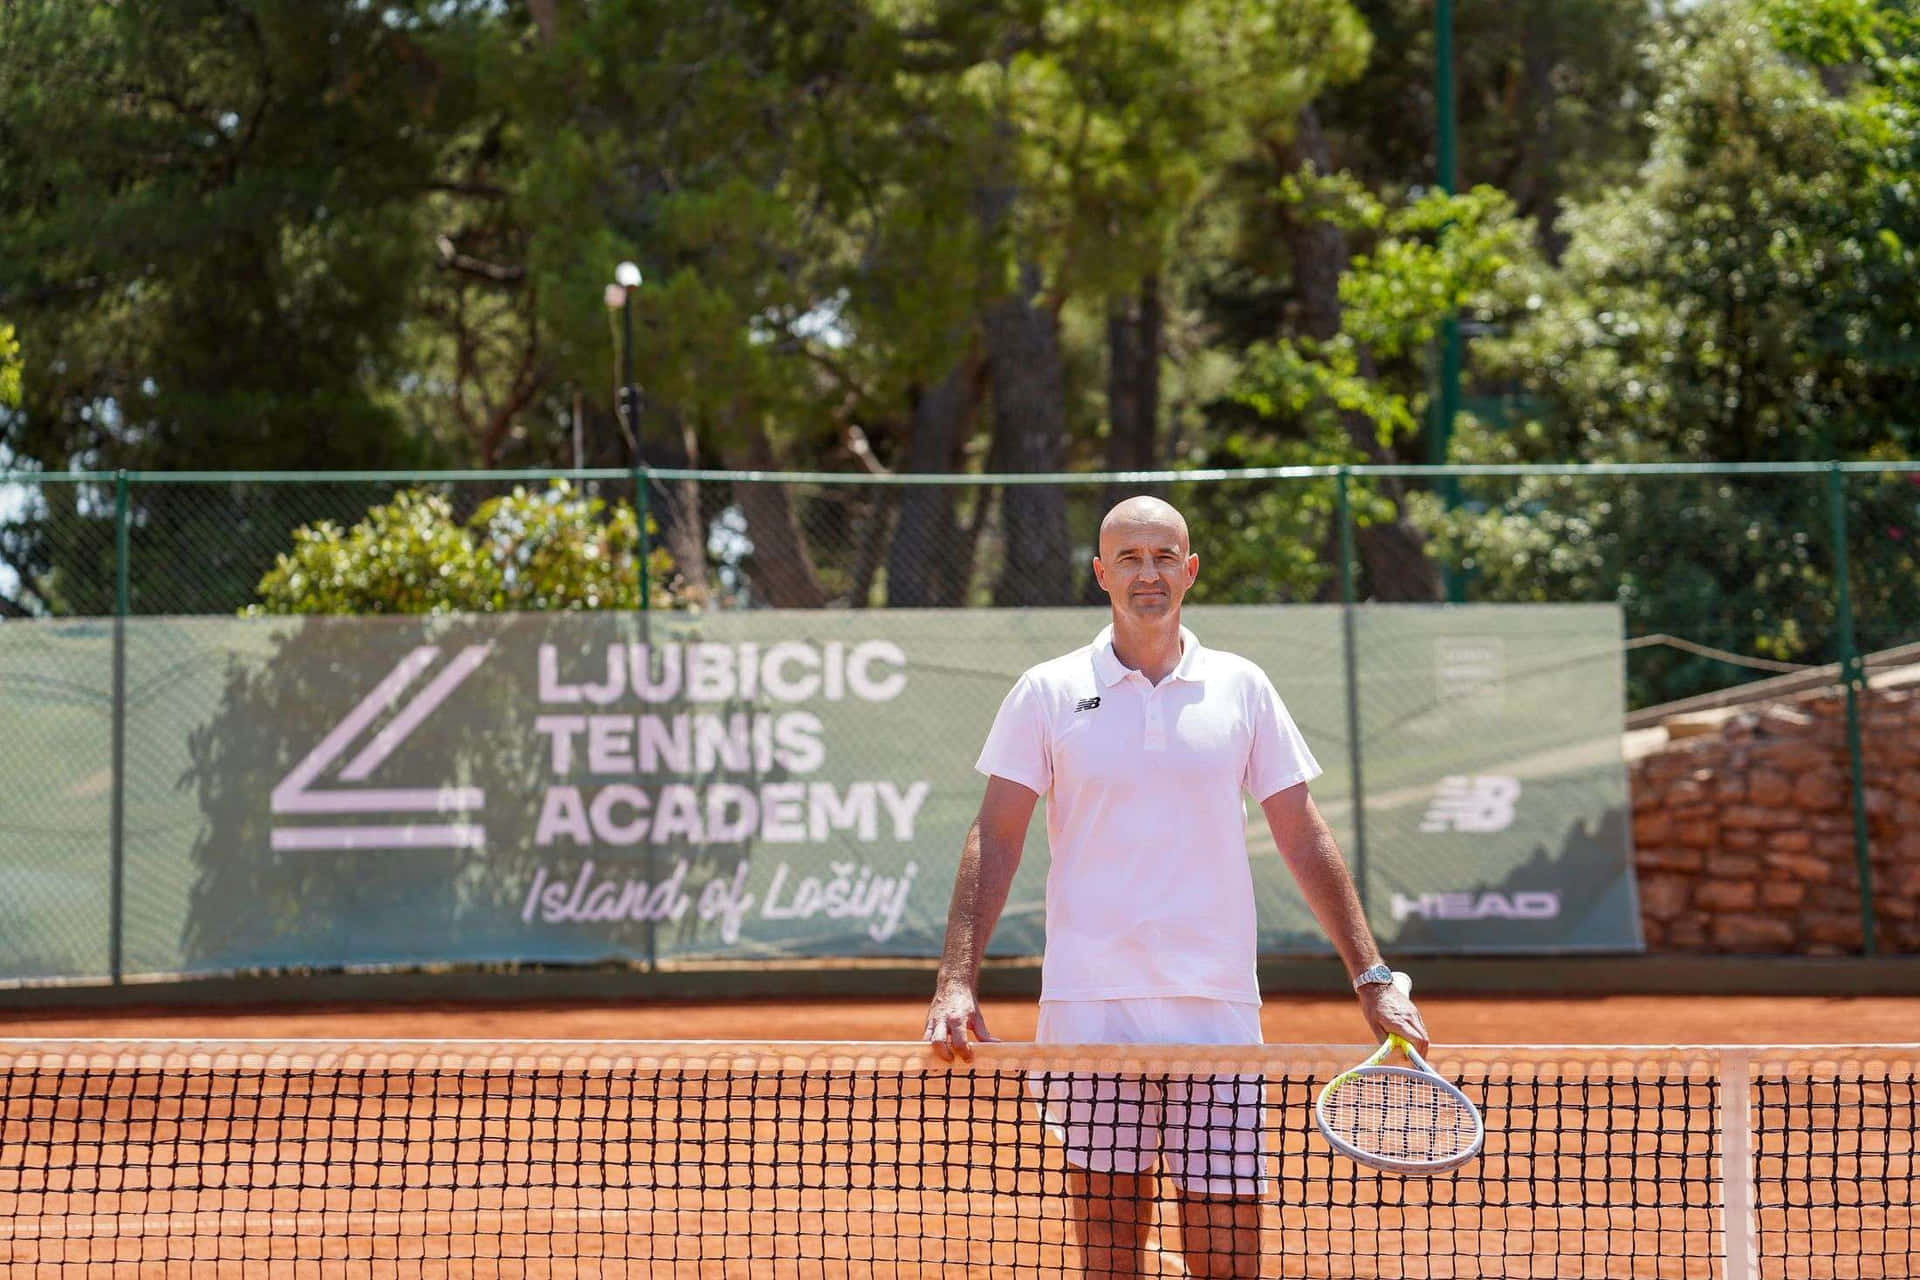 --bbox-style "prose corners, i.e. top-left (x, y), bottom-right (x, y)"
top-left (924, 983), bottom-right (996, 1061)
